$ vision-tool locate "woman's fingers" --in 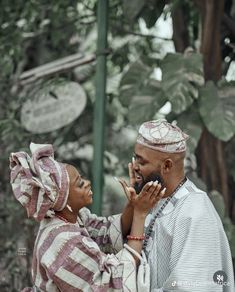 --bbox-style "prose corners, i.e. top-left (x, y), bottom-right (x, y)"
top-left (139, 181), bottom-right (154, 197)
top-left (116, 175), bottom-right (166, 210)
top-left (115, 178), bottom-right (132, 200)
top-left (149, 181), bottom-right (162, 198)
top-left (140, 181), bottom-right (166, 205)
top-left (128, 186), bottom-right (137, 201)
top-left (151, 187), bottom-right (166, 205)
top-left (128, 161), bottom-right (136, 187)
top-left (119, 179), bottom-right (130, 199)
